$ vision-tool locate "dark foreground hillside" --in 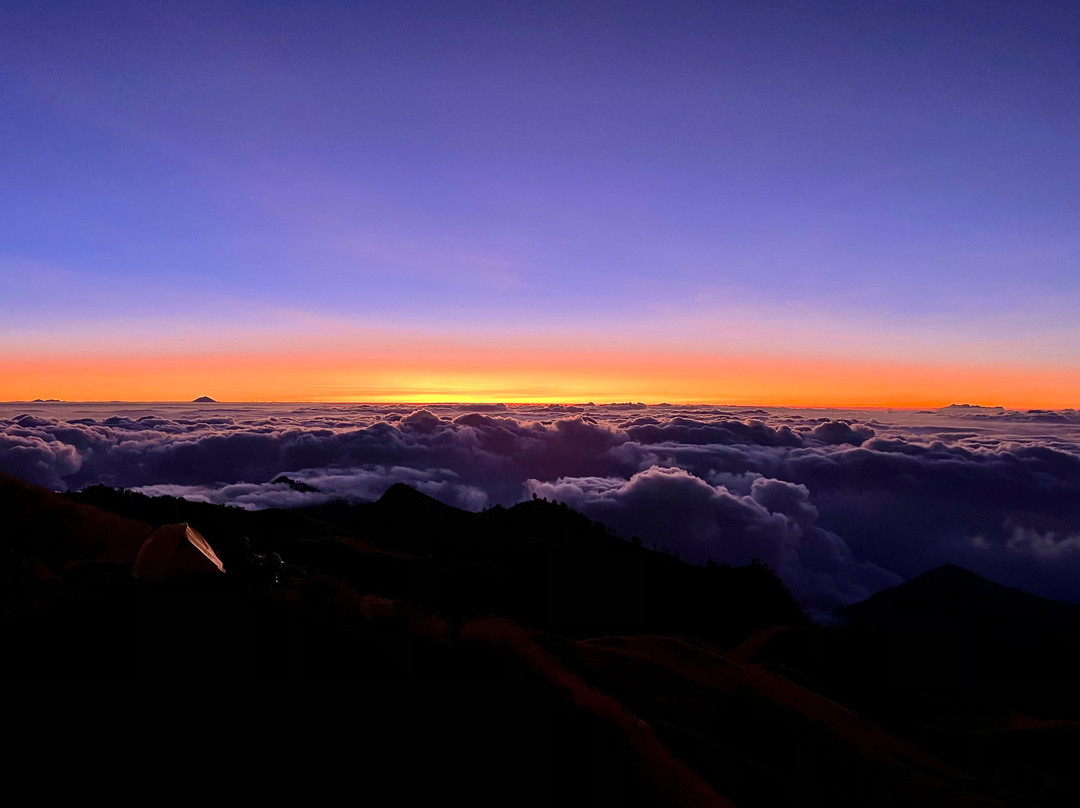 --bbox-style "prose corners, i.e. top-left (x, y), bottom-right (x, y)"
top-left (2, 471), bottom-right (1078, 806)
